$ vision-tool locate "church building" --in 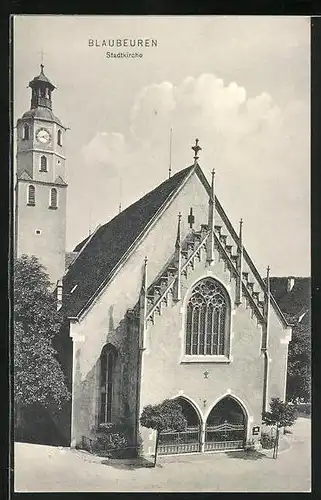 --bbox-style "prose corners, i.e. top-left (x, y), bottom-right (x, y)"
top-left (15, 66), bottom-right (292, 457)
